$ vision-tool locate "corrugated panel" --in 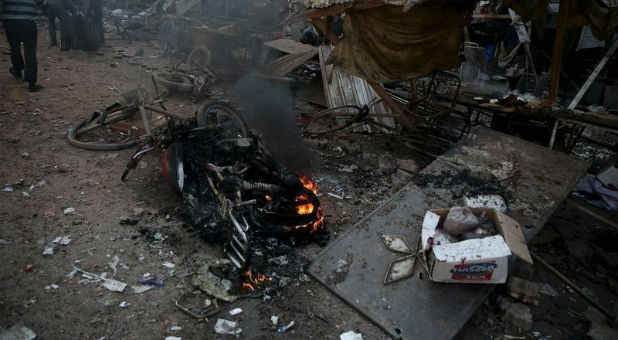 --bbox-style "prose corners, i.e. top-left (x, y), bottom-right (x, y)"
top-left (300, 0), bottom-right (415, 9)
top-left (318, 45), bottom-right (396, 133)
